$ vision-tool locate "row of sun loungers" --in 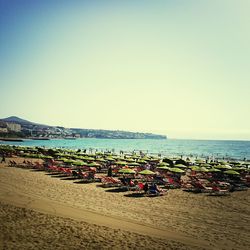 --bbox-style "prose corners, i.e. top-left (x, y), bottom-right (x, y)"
top-left (8, 160), bottom-right (249, 197)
